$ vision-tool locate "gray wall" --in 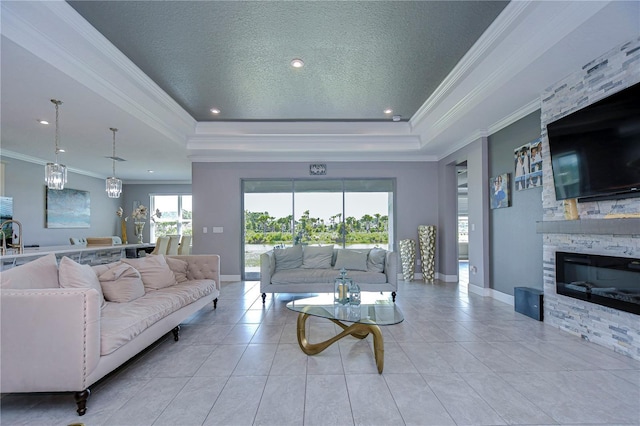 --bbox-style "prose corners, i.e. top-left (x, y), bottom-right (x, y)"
top-left (192, 161), bottom-right (439, 276)
top-left (488, 111), bottom-right (543, 295)
top-left (438, 137), bottom-right (490, 287)
top-left (0, 157), bottom-right (121, 247)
